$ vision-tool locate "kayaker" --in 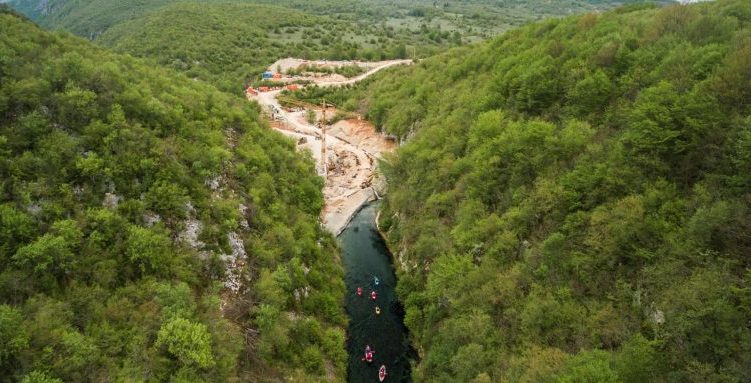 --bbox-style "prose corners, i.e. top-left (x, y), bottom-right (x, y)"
top-left (371, 291), bottom-right (377, 300)
top-left (362, 345), bottom-right (374, 363)
top-left (379, 365), bottom-right (387, 382)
